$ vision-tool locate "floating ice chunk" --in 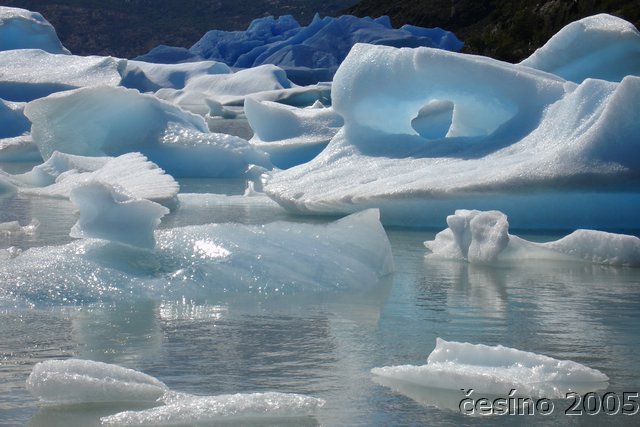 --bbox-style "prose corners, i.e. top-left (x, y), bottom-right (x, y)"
top-left (26, 359), bottom-right (169, 405)
top-left (245, 97), bottom-right (342, 168)
top-left (24, 86), bottom-right (272, 177)
top-left (0, 7), bottom-right (70, 54)
top-left (102, 391), bottom-right (325, 425)
top-left (410, 99), bottom-right (454, 139)
top-left (265, 42), bottom-right (640, 229)
top-left (0, 209), bottom-right (392, 306)
top-left (27, 358), bottom-right (323, 424)
top-left (13, 152), bottom-right (179, 206)
top-left (372, 338), bottom-right (609, 399)
top-left (0, 219), bottom-right (39, 237)
top-left (0, 135), bottom-right (41, 162)
top-left (425, 209), bottom-right (640, 266)
top-left (134, 44), bottom-right (203, 64)
top-left (521, 14), bottom-right (640, 83)
top-left (121, 60), bottom-right (231, 93)
top-left (0, 99), bottom-right (30, 138)
top-left (248, 84), bottom-right (332, 108)
top-left (0, 50), bottom-right (125, 102)
top-left (69, 181), bottom-right (169, 249)
top-left (155, 64), bottom-right (293, 114)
